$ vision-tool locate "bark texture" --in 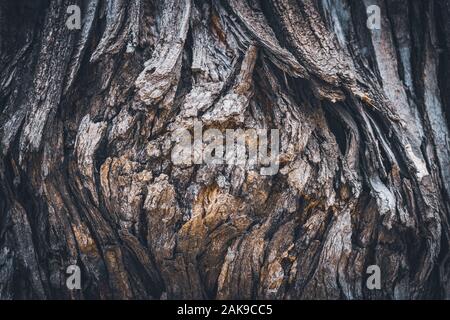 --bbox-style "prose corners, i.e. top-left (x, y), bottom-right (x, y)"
top-left (0, 0), bottom-right (449, 299)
